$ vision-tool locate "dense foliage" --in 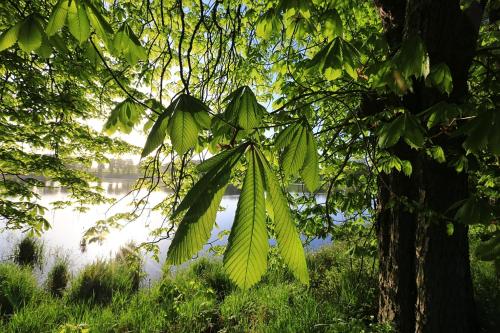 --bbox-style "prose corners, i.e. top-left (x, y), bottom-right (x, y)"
top-left (0, 0), bottom-right (499, 329)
